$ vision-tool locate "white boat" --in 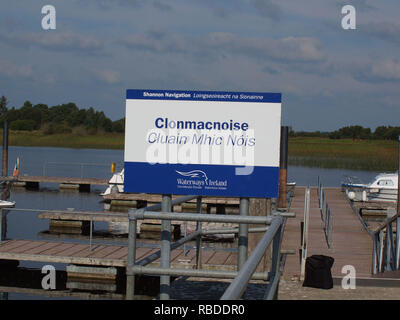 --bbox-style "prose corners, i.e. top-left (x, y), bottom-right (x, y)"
top-left (0, 200), bottom-right (15, 208)
top-left (342, 172), bottom-right (398, 202)
top-left (100, 169), bottom-right (124, 196)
